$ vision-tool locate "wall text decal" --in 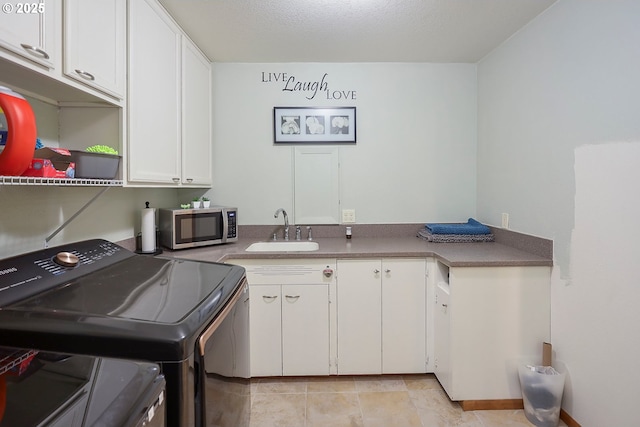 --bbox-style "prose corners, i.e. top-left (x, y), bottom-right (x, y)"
top-left (261, 72), bottom-right (357, 101)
